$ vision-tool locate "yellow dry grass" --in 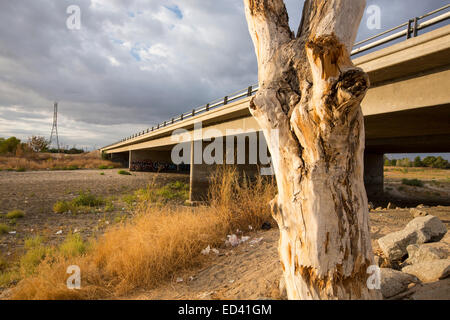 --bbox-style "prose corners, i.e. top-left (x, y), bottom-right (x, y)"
top-left (8, 166), bottom-right (276, 300)
top-left (0, 153), bottom-right (120, 171)
top-left (384, 167), bottom-right (450, 182)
